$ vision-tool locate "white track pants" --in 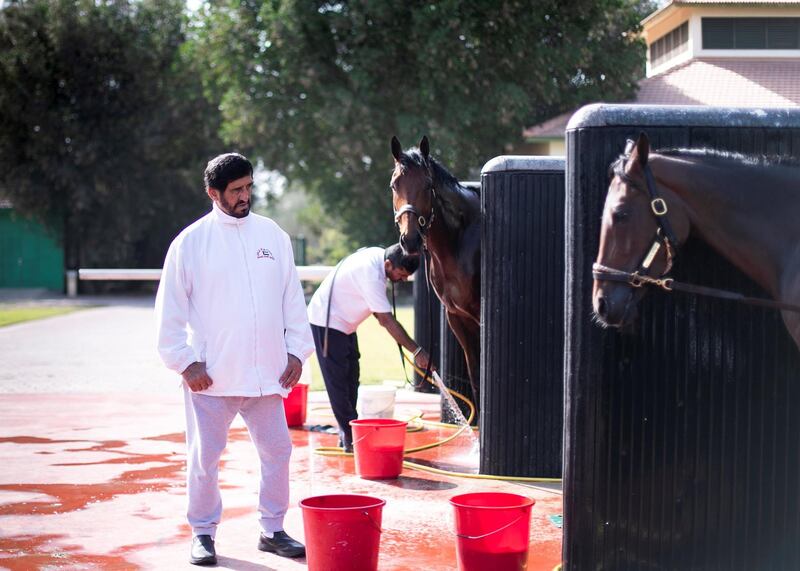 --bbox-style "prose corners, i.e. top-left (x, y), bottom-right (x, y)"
top-left (183, 389), bottom-right (291, 537)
